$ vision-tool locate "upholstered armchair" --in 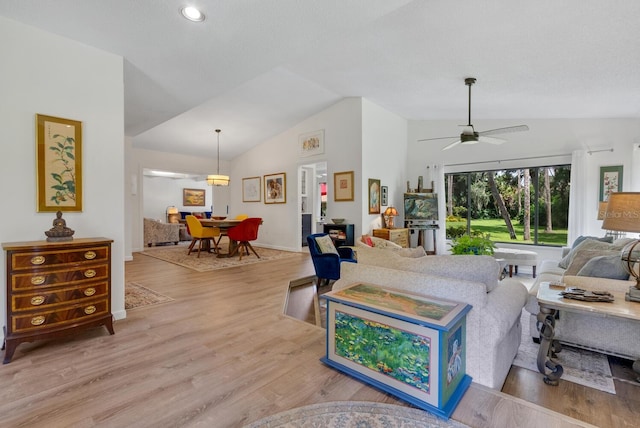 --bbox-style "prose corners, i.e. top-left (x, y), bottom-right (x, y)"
top-left (143, 218), bottom-right (180, 247)
top-left (307, 233), bottom-right (356, 287)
